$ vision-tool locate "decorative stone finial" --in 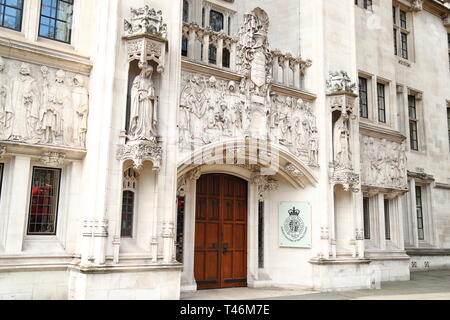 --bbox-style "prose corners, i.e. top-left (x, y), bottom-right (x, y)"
top-left (124, 5), bottom-right (167, 39)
